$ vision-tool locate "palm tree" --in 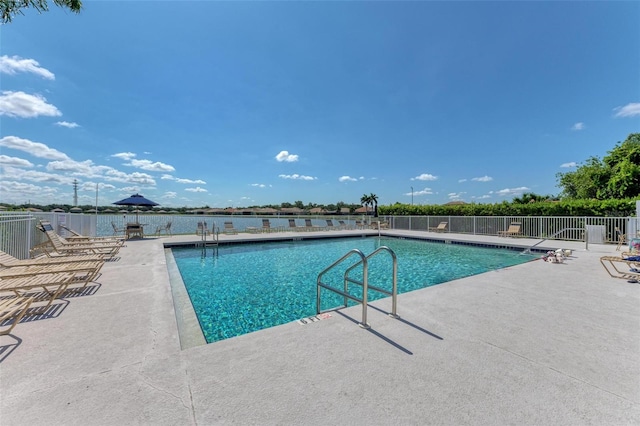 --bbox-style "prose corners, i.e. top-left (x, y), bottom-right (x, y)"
top-left (369, 193), bottom-right (378, 217)
top-left (360, 194), bottom-right (371, 215)
top-left (2, 0), bottom-right (83, 24)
